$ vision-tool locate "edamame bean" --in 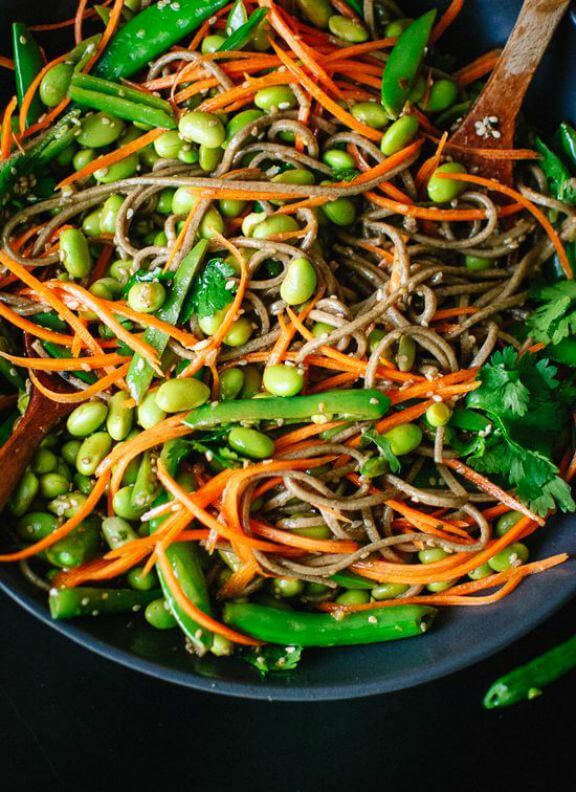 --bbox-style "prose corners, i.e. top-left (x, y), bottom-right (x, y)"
top-left (59, 228), bottom-right (93, 279)
top-left (61, 440), bottom-right (82, 466)
top-left (228, 427), bottom-right (275, 459)
top-left (321, 197), bottom-right (357, 226)
top-left (426, 402), bottom-right (452, 427)
top-left (226, 109), bottom-right (264, 139)
top-left (94, 153), bottom-right (139, 183)
top-left (223, 317), bottom-right (253, 347)
top-left (198, 307), bottom-right (227, 336)
top-left (328, 15), bottom-right (369, 43)
top-left (113, 486), bottom-right (145, 520)
top-left (90, 277), bottom-right (123, 301)
top-left (427, 162), bottom-right (467, 204)
top-left (99, 194), bottom-right (125, 236)
top-left (199, 206), bottom-right (225, 239)
top-left (31, 447), bottom-right (57, 474)
top-left (295, 0), bottom-right (331, 28)
top-left (383, 423), bottom-right (423, 455)
top-left (76, 432), bottom-right (112, 476)
top-left (40, 62), bottom-right (73, 107)
top-left (219, 367), bottom-right (245, 400)
top-left (198, 144), bottom-right (223, 172)
top-left (218, 198), bottom-right (247, 218)
top-left (67, 401), bottom-right (108, 437)
top-left (293, 524), bottom-right (331, 539)
top-left (495, 511), bottom-right (523, 537)
top-left (263, 364), bottom-right (304, 396)
top-left (489, 542), bottom-right (530, 572)
top-left (153, 130), bottom-right (183, 159)
top-left (48, 491), bottom-right (87, 519)
top-left (171, 186), bottom-right (197, 216)
top-left (73, 473), bottom-right (93, 495)
top-left (420, 79), bottom-right (458, 113)
top-left (385, 18), bottom-right (413, 37)
top-left (178, 111), bottom-right (225, 148)
top-left (128, 565), bottom-right (158, 591)
top-left (371, 582), bottom-right (410, 600)
top-left (280, 256), bottom-right (317, 305)
top-left (468, 563), bottom-right (493, 580)
top-left (106, 391), bottom-right (134, 441)
top-left (252, 215), bottom-right (300, 239)
top-left (73, 148), bottom-right (95, 171)
top-left (272, 577), bottom-right (305, 598)
top-left (45, 516), bottom-right (101, 568)
top-left (322, 149), bottom-right (355, 169)
top-left (239, 365), bottom-right (262, 398)
top-left (271, 169), bottom-right (315, 186)
top-left (16, 512), bottom-right (58, 542)
top-left (201, 34), bottom-right (226, 54)
top-left (145, 598), bottom-right (177, 629)
top-left (82, 209), bottom-right (102, 238)
top-left (40, 473), bottom-right (70, 499)
top-left (156, 188), bottom-right (176, 216)
top-left (102, 516), bottom-right (138, 549)
top-left (155, 378), bottom-right (210, 412)
top-left (241, 211), bottom-right (266, 237)
top-left (351, 101), bottom-right (389, 129)
top-left (418, 548), bottom-right (448, 564)
top-left (335, 590), bottom-right (371, 605)
top-left (465, 255), bottom-right (492, 271)
top-left (312, 321), bottom-right (334, 338)
top-left (255, 85), bottom-right (297, 112)
top-left (131, 451), bottom-right (159, 509)
top-left (427, 580), bottom-right (455, 593)
top-left (77, 112), bottom-right (125, 148)
top-left (380, 115), bottom-right (419, 156)
top-left (137, 390), bottom-right (167, 429)
top-left (108, 259), bottom-right (133, 284)
top-left (128, 281), bottom-right (166, 313)
top-left (396, 335), bottom-right (416, 372)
